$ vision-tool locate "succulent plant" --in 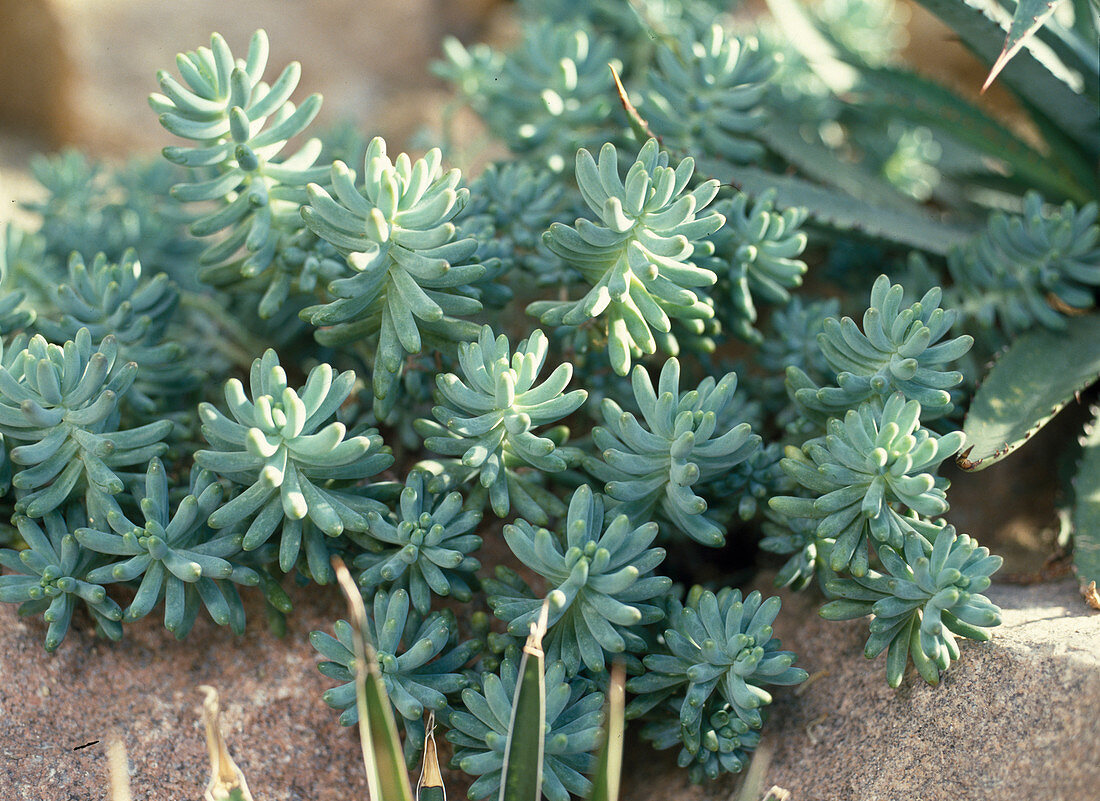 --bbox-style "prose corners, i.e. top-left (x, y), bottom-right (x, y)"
top-left (74, 459), bottom-right (258, 636)
top-left (301, 137), bottom-right (484, 418)
top-left (708, 190), bottom-right (809, 343)
top-left (638, 698), bottom-right (763, 782)
top-left (585, 357), bottom-right (760, 546)
top-left (627, 587), bottom-right (806, 771)
top-left (34, 251), bottom-right (198, 416)
top-left (786, 275), bottom-right (973, 423)
top-left (195, 349), bottom-right (393, 577)
top-left (436, 21), bottom-right (622, 173)
top-left (948, 191), bottom-right (1100, 334)
top-left (770, 393), bottom-right (964, 576)
top-left (643, 25), bottom-right (775, 165)
top-left (448, 648), bottom-right (605, 801)
top-left (0, 329), bottom-right (172, 518)
top-left (487, 484), bottom-right (671, 675)
top-left (530, 139), bottom-right (725, 375)
top-left (0, 507), bottom-right (123, 651)
top-left (355, 469), bottom-right (482, 615)
top-left (416, 326), bottom-right (587, 525)
top-left (311, 589), bottom-right (479, 766)
top-left (821, 523), bottom-right (1003, 686)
